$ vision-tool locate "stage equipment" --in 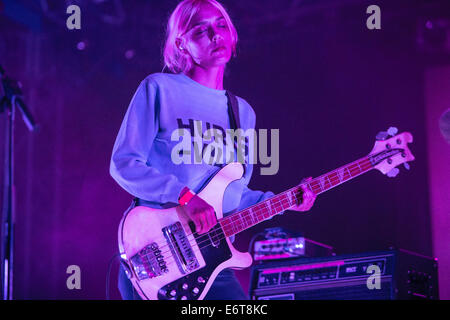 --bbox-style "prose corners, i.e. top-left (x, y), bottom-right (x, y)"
top-left (0, 65), bottom-right (37, 300)
top-left (118, 129), bottom-right (415, 300)
top-left (249, 249), bottom-right (438, 300)
top-left (251, 228), bottom-right (334, 261)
